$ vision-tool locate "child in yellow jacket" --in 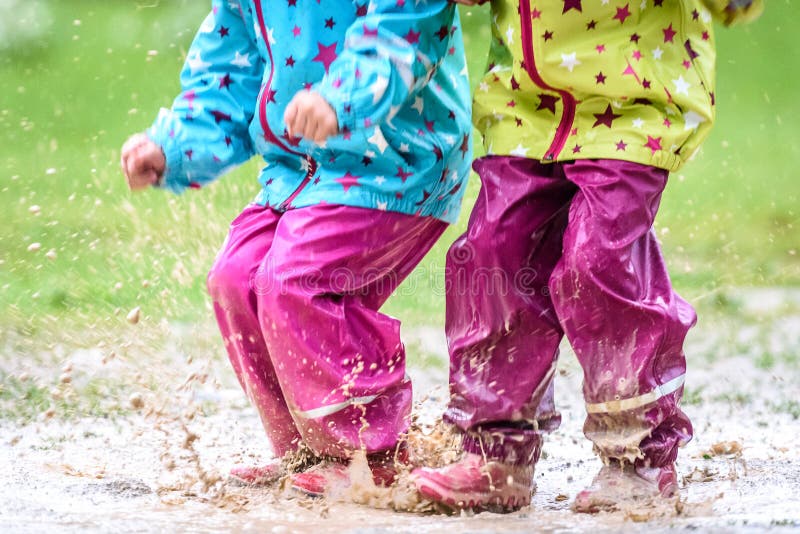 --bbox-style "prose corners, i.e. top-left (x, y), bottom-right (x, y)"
top-left (411, 0), bottom-right (763, 513)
